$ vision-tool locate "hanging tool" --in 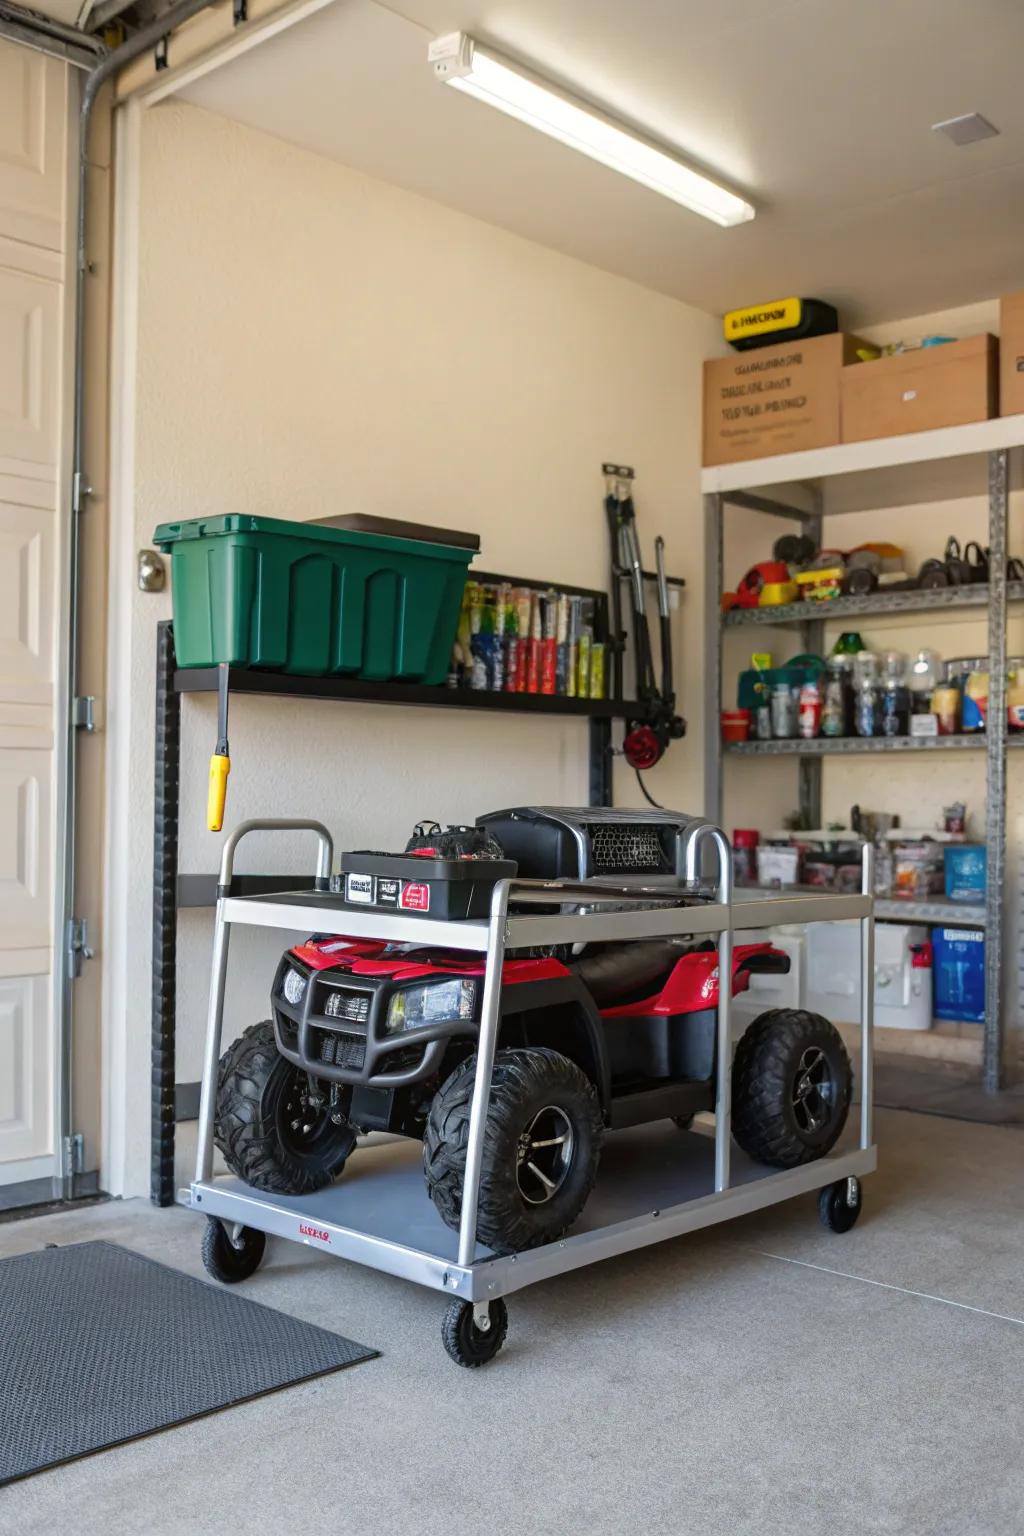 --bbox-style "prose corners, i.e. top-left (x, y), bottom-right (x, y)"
top-left (603, 465), bottom-right (685, 784)
top-left (207, 662), bottom-right (231, 832)
top-left (655, 536), bottom-right (674, 712)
